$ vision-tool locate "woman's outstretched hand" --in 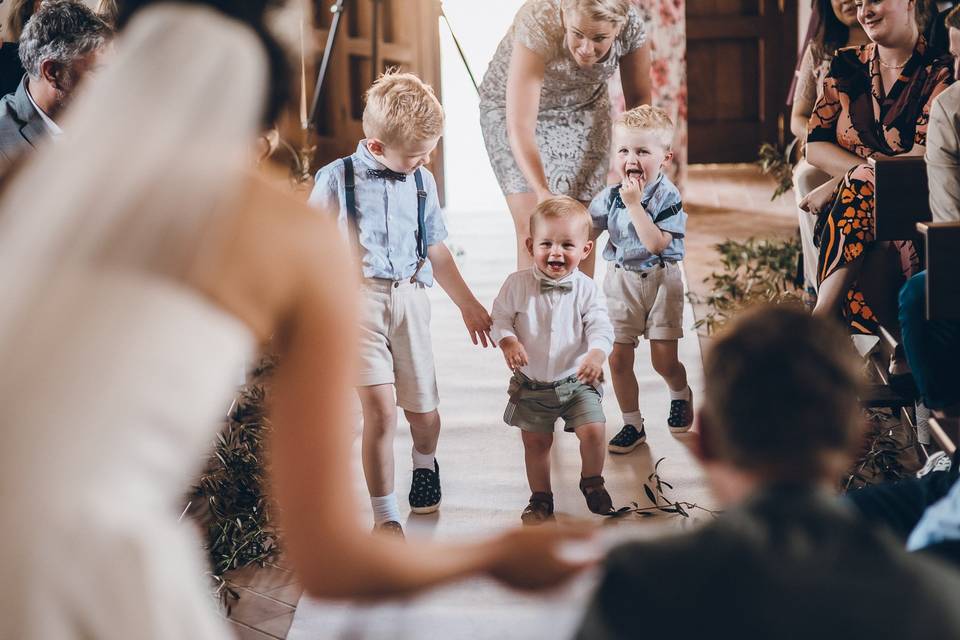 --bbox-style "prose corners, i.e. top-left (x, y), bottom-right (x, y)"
top-left (485, 525), bottom-right (599, 591)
